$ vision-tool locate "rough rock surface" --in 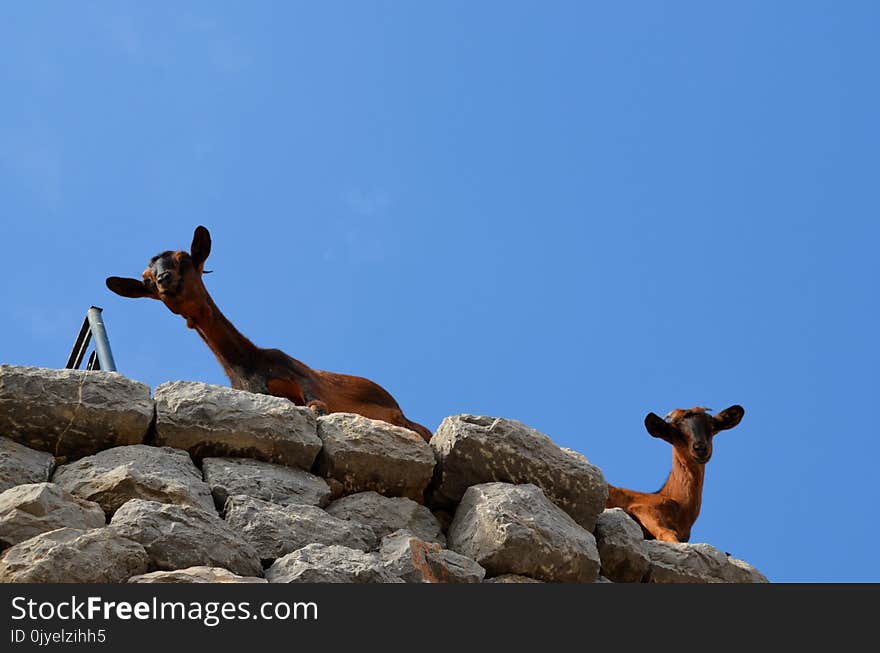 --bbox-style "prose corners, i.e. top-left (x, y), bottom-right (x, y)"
top-left (0, 437), bottom-right (55, 493)
top-left (483, 574), bottom-right (543, 583)
top-left (265, 543), bottom-right (403, 583)
top-left (0, 366), bottom-right (770, 585)
top-left (0, 527), bottom-right (148, 583)
top-left (644, 541), bottom-right (769, 583)
top-left (594, 508), bottom-right (650, 583)
top-left (379, 530), bottom-right (484, 583)
top-left (326, 491), bottom-right (445, 545)
top-left (203, 457), bottom-right (330, 511)
top-left (224, 495), bottom-right (376, 561)
top-left (0, 483), bottom-right (105, 548)
top-left (431, 414), bottom-right (607, 530)
top-left (315, 413), bottom-right (436, 501)
top-left (110, 499), bottom-right (262, 577)
top-left (153, 381), bottom-right (322, 470)
top-left (447, 482), bottom-right (600, 583)
top-left (128, 566), bottom-right (267, 584)
top-left (0, 365), bottom-right (153, 461)
top-left (53, 445), bottom-right (214, 516)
